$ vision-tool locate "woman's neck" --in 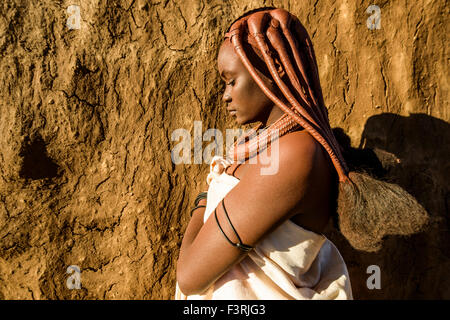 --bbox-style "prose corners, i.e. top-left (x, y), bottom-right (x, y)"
top-left (261, 105), bottom-right (285, 128)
